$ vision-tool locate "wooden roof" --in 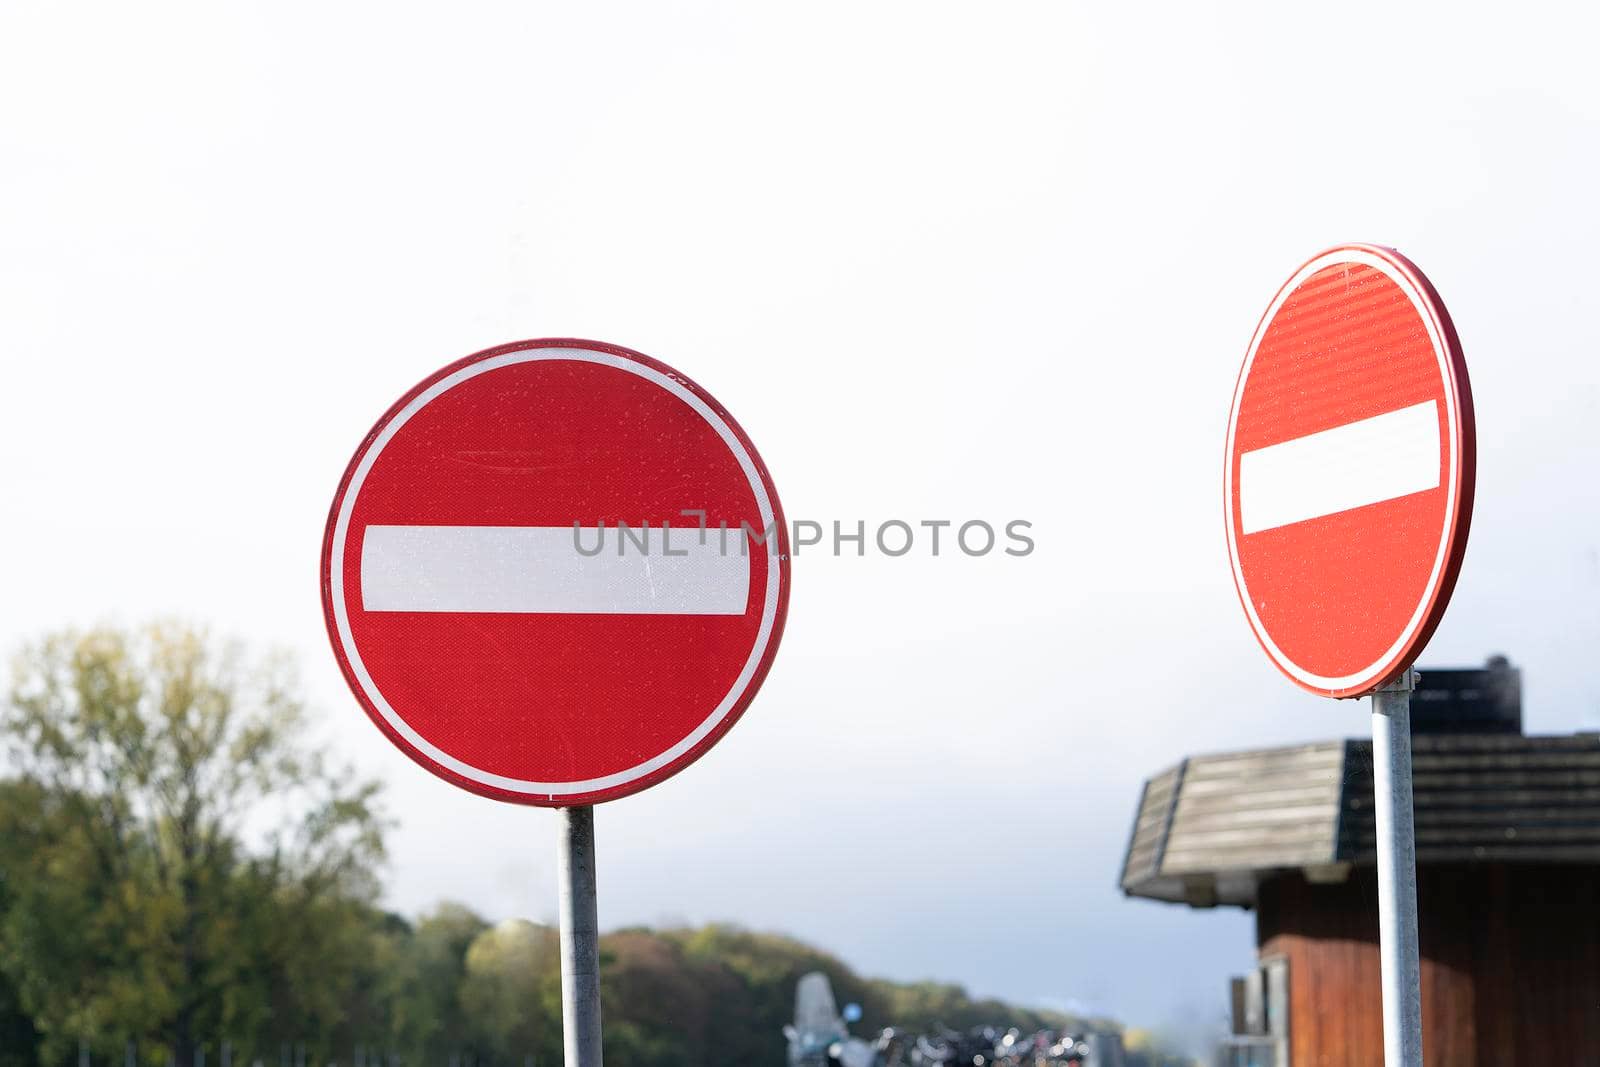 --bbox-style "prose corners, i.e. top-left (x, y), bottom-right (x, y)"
top-left (1120, 732), bottom-right (1600, 908)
